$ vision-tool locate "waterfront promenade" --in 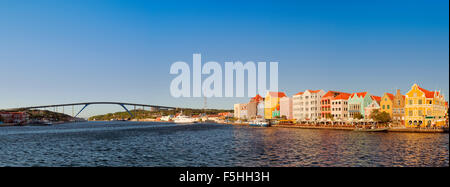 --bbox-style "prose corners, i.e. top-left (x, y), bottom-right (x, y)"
top-left (227, 122), bottom-right (449, 133)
